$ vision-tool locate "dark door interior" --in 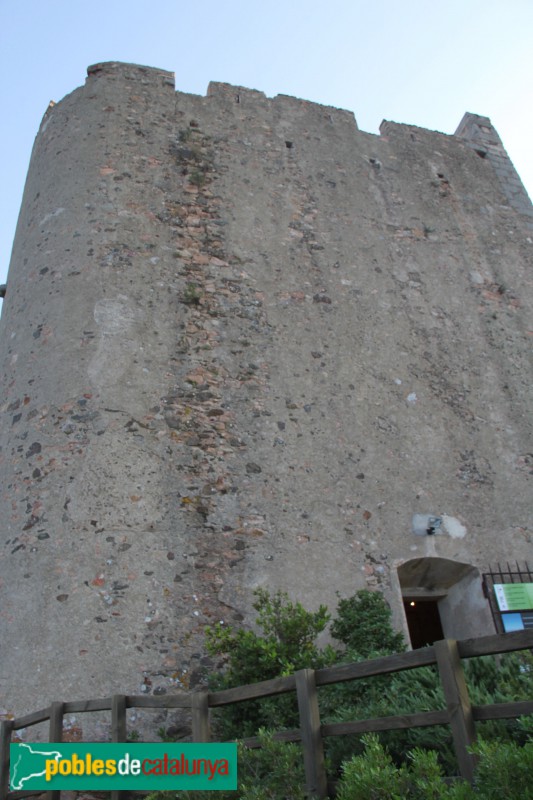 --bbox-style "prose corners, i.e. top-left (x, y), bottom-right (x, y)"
top-left (403, 598), bottom-right (444, 649)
